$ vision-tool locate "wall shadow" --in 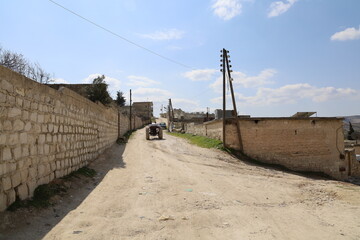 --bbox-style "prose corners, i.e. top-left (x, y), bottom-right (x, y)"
top-left (0, 143), bottom-right (127, 240)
